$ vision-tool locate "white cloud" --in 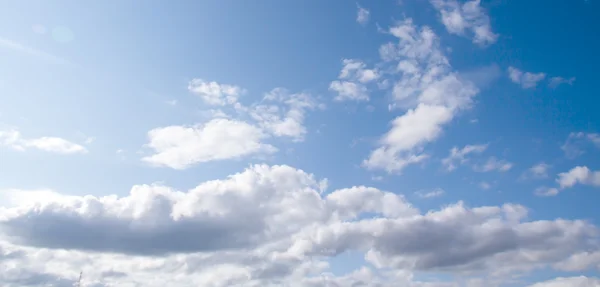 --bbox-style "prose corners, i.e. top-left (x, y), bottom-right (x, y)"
top-left (507, 67), bottom-right (546, 89)
top-left (479, 181), bottom-right (491, 190)
top-left (249, 88), bottom-right (320, 141)
top-left (556, 166), bottom-right (600, 189)
top-left (524, 162), bottom-right (551, 179)
top-left (548, 76), bottom-right (576, 88)
top-left (188, 79), bottom-right (245, 106)
top-left (414, 188), bottom-right (445, 198)
top-left (357, 5), bottom-right (370, 25)
top-left (473, 157), bottom-right (513, 172)
top-left (142, 119), bottom-right (277, 169)
top-left (330, 59), bottom-right (378, 101)
top-left (0, 165), bottom-right (598, 286)
top-left (561, 132), bottom-right (600, 159)
top-left (554, 251), bottom-right (600, 272)
top-left (145, 84), bottom-right (321, 169)
top-left (0, 189), bottom-right (74, 207)
top-left (364, 19), bottom-right (479, 173)
top-left (534, 186), bottom-right (559, 197)
top-left (430, 0), bottom-right (497, 46)
top-left (0, 129), bottom-right (87, 154)
top-left (330, 81), bottom-right (369, 101)
top-left (527, 276), bottom-right (600, 287)
top-left (442, 143), bottom-right (488, 171)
